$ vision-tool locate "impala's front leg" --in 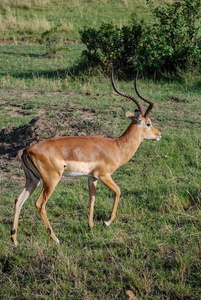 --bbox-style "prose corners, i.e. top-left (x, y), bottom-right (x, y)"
top-left (100, 174), bottom-right (121, 226)
top-left (88, 177), bottom-right (98, 229)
